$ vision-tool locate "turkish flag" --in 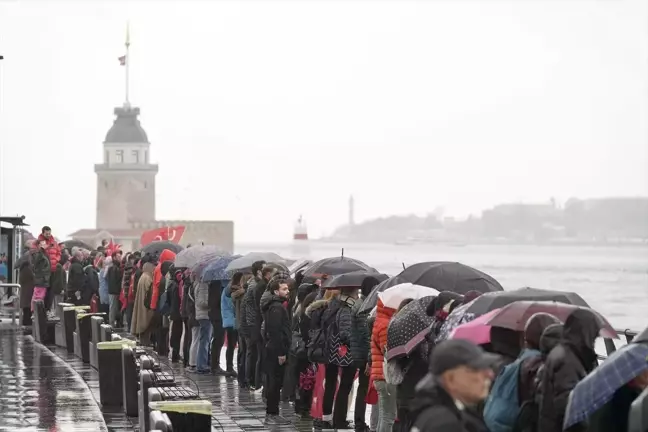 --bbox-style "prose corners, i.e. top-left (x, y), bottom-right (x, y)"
top-left (105, 239), bottom-right (122, 256)
top-left (140, 226), bottom-right (186, 247)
